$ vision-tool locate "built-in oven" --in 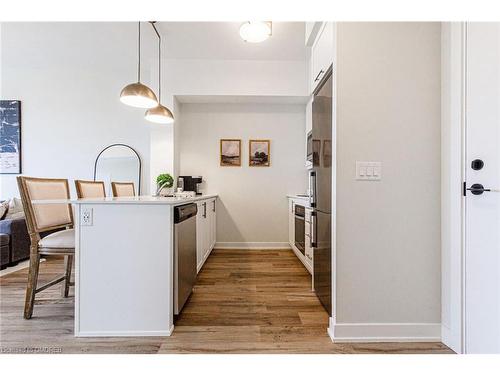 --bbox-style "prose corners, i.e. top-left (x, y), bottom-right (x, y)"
top-left (294, 204), bottom-right (305, 255)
